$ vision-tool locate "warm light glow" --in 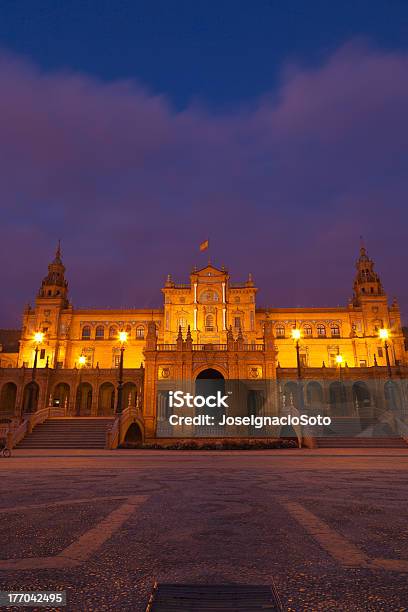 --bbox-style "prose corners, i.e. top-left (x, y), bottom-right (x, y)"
top-left (291, 328), bottom-right (301, 341)
top-left (33, 331), bottom-right (44, 344)
top-left (335, 354), bottom-right (344, 364)
top-left (78, 355), bottom-right (86, 366)
top-left (379, 328), bottom-right (389, 340)
top-left (118, 331), bottom-right (128, 344)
